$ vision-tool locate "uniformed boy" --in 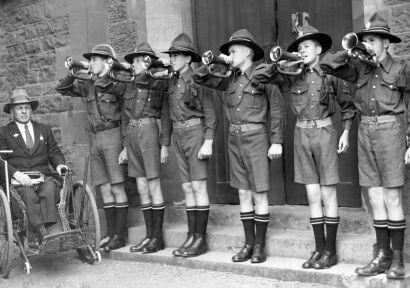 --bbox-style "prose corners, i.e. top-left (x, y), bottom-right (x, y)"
top-left (137, 33), bottom-right (216, 257)
top-left (193, 29), bottom-right (284, 264)
top-left (253, 24), bottom-right (355, 269)
top-left (320, 12), bottom-right (410, 279)
top-left (120, 42), bottom-right (170, 254)
top-left (55, 44), bottom-right (128, 251)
